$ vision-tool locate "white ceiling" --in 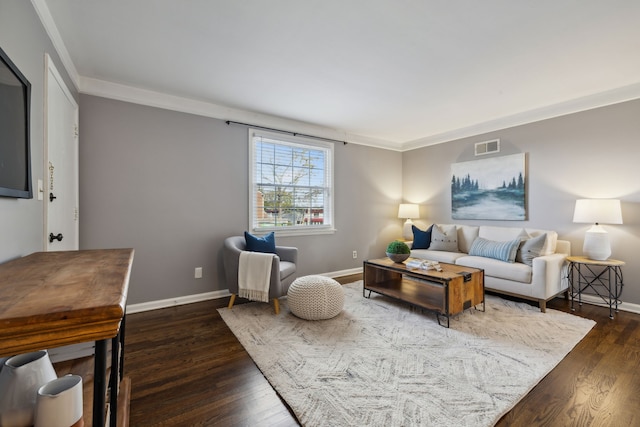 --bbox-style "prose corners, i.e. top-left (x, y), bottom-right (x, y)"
top-left (39, 0), bottom-right (640, 150)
